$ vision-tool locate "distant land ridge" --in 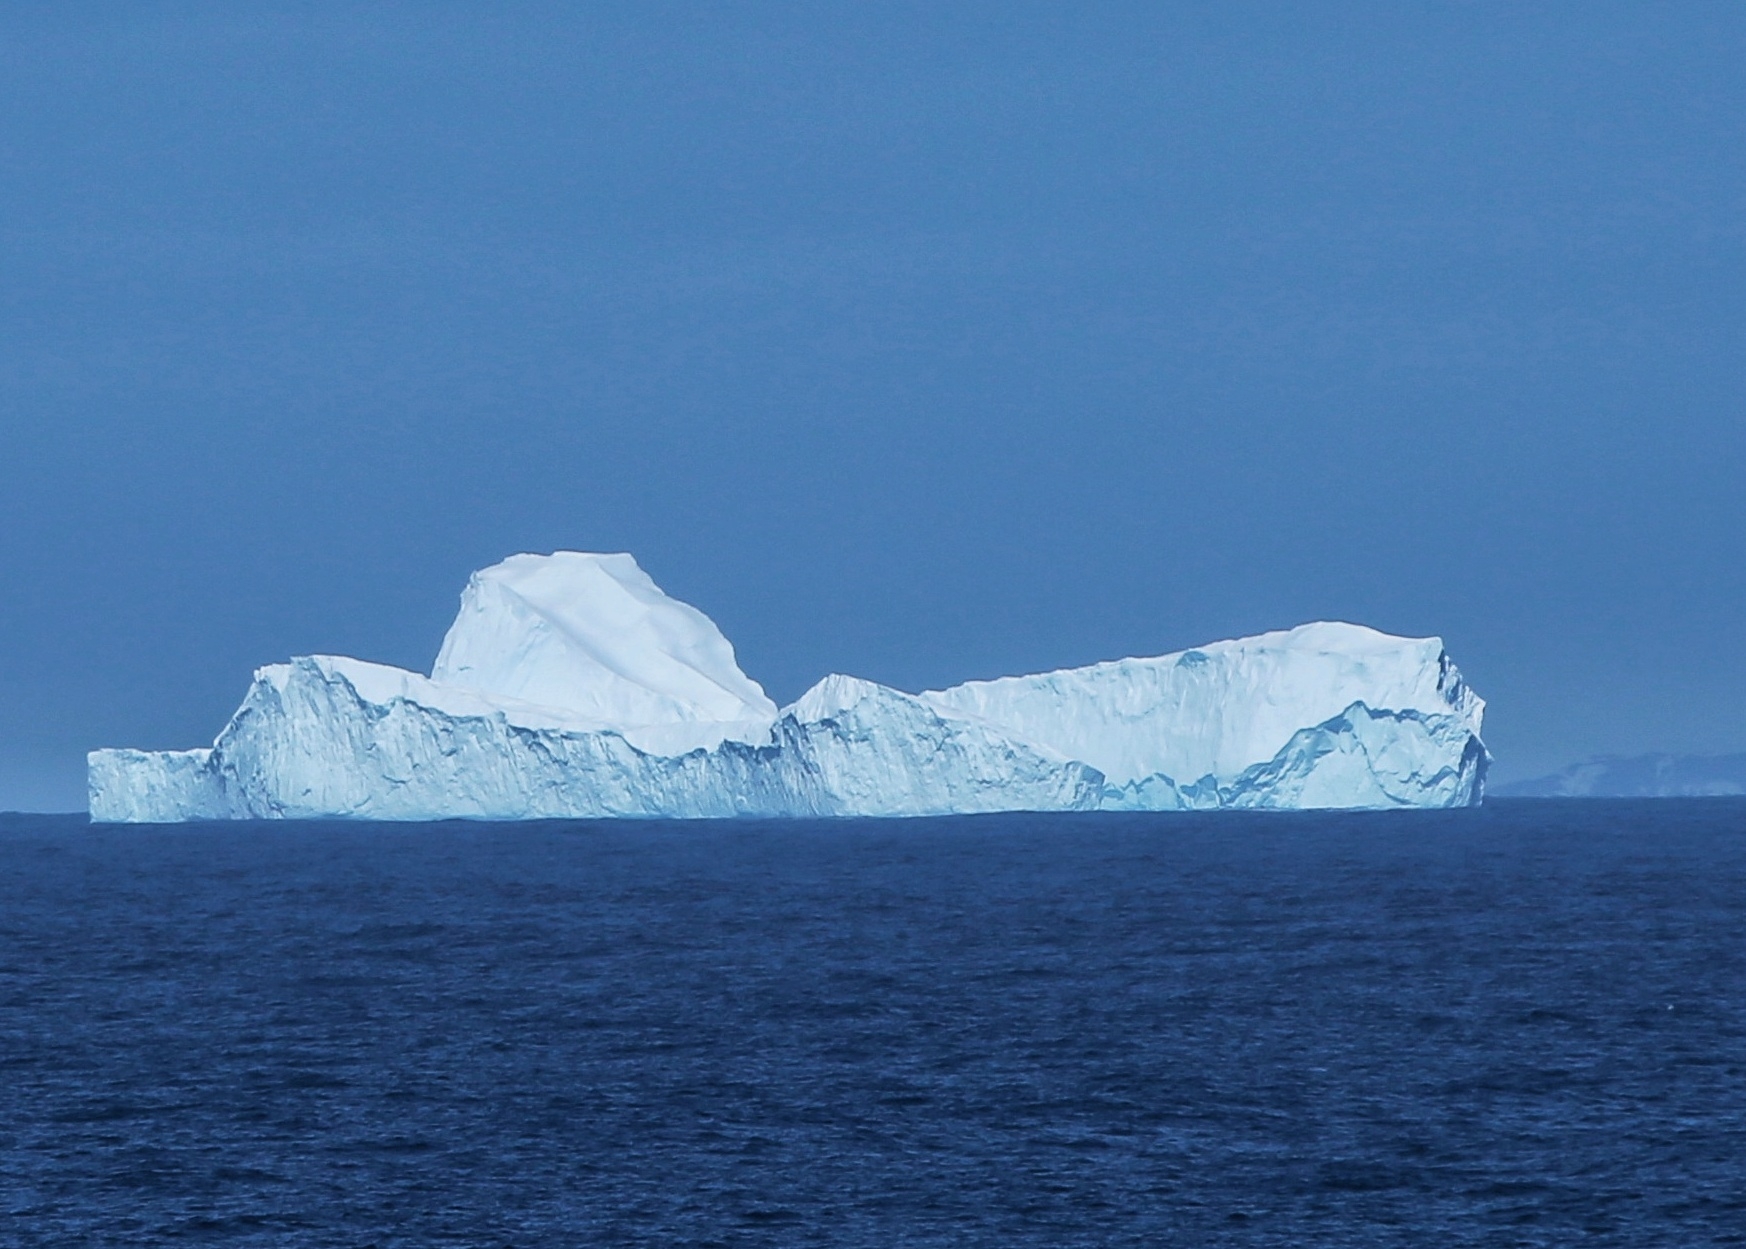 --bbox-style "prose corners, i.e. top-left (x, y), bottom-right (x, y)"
top-left (1494, 753), bottom-right (1746, 798)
